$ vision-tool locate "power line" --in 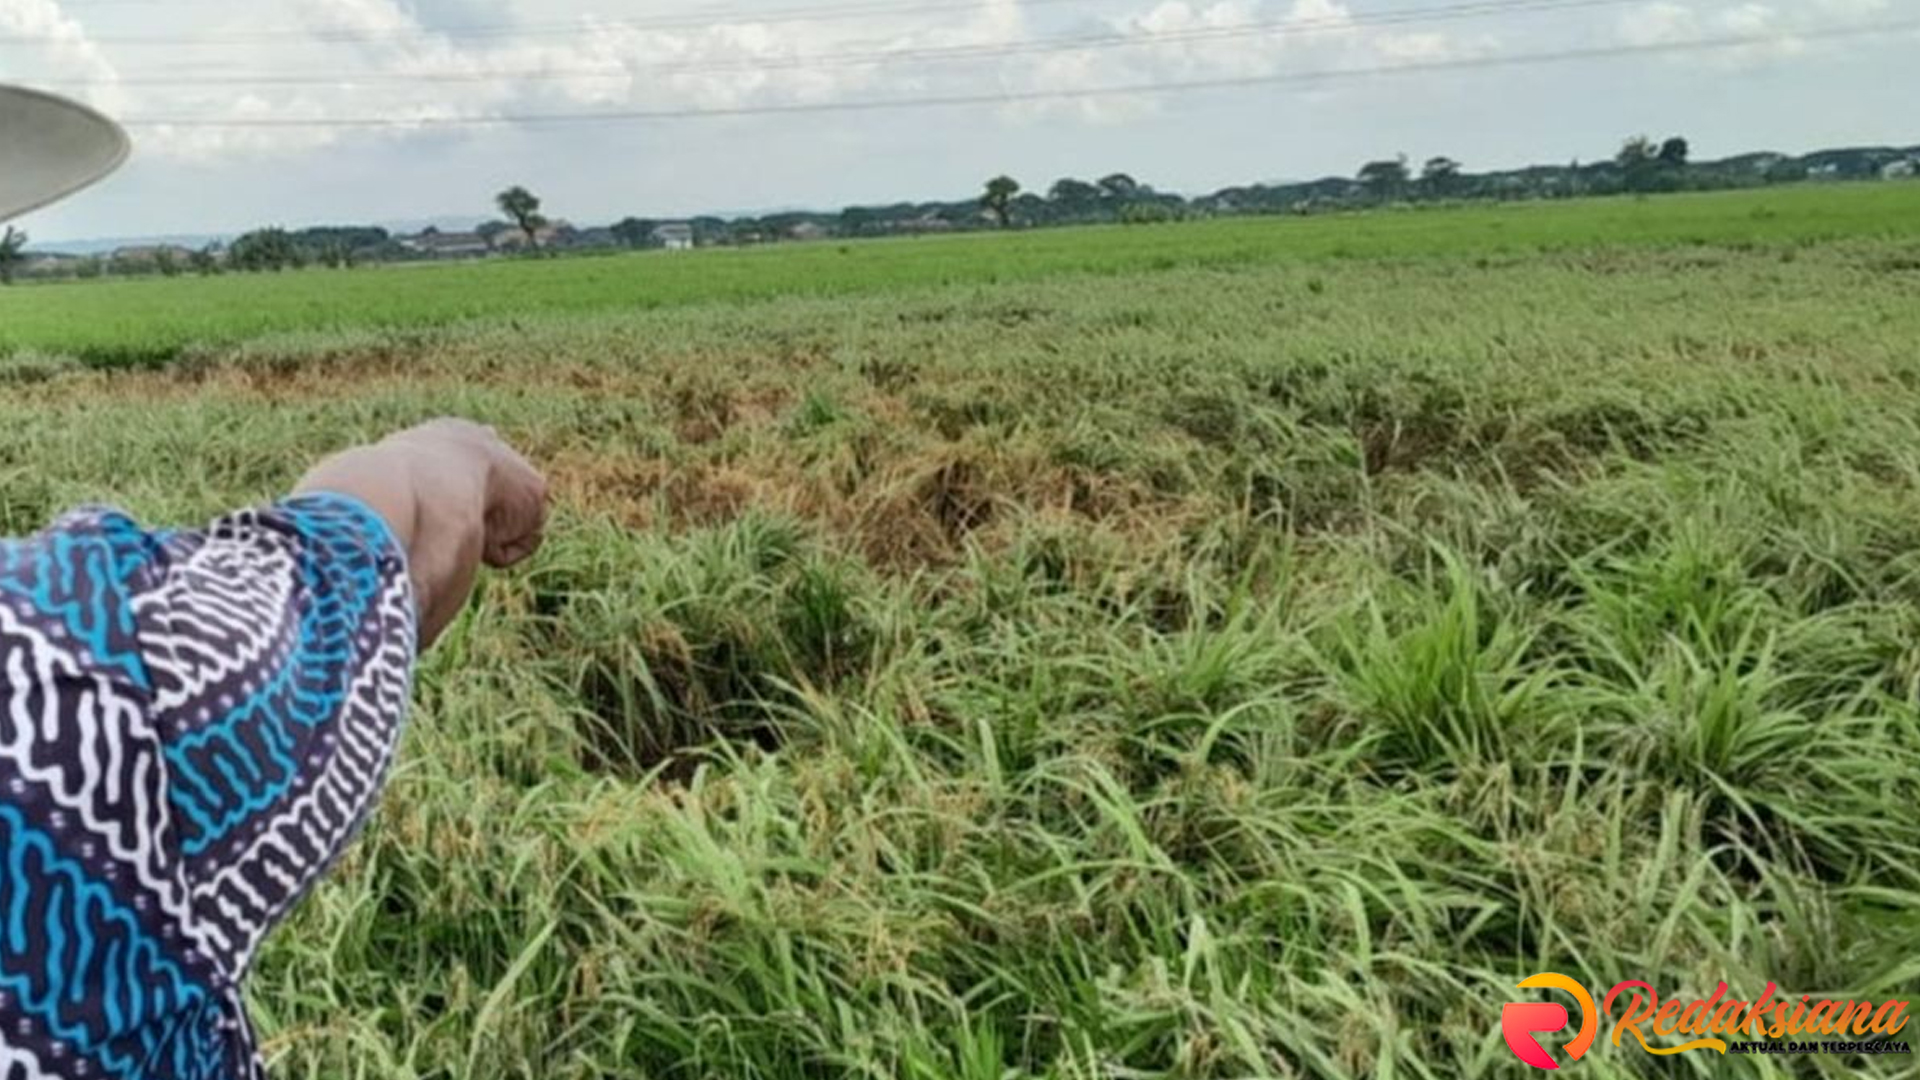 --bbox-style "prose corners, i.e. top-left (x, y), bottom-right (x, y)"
top-left (119, 20), bottom-right (1918, 129)
top-left (3, 0), bottom-right (1634, 45)
top-left (10, 0), bottom-right (1644, 85)
top-left (11, 0), bottom-right (1137, 43)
